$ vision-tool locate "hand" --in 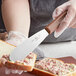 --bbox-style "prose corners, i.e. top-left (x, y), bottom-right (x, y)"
top-left (53, 0), bottom-right (76, 38)
top-left (0, 31), bottom-right (27, 74)
top-left (5, 68), bottom-right (24, 75)
top-left (6, 31), bottom-right (27, 74)
top-left (5, 31), bottom-right (27, 46)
